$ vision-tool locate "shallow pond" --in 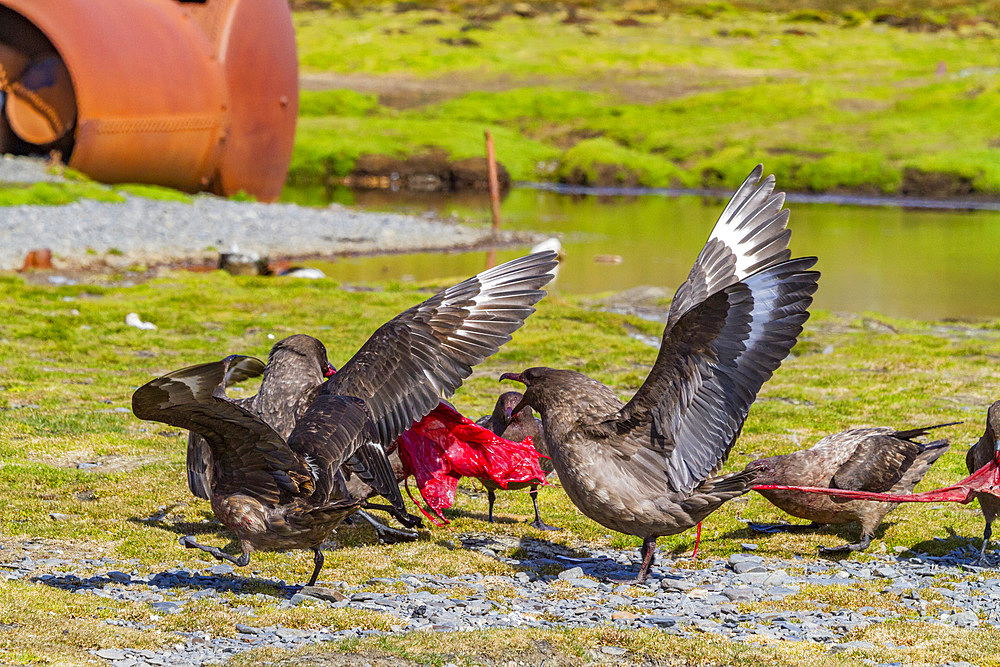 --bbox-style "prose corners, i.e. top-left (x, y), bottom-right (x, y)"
top-left (283, 185), bottom-right (1000, 321)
